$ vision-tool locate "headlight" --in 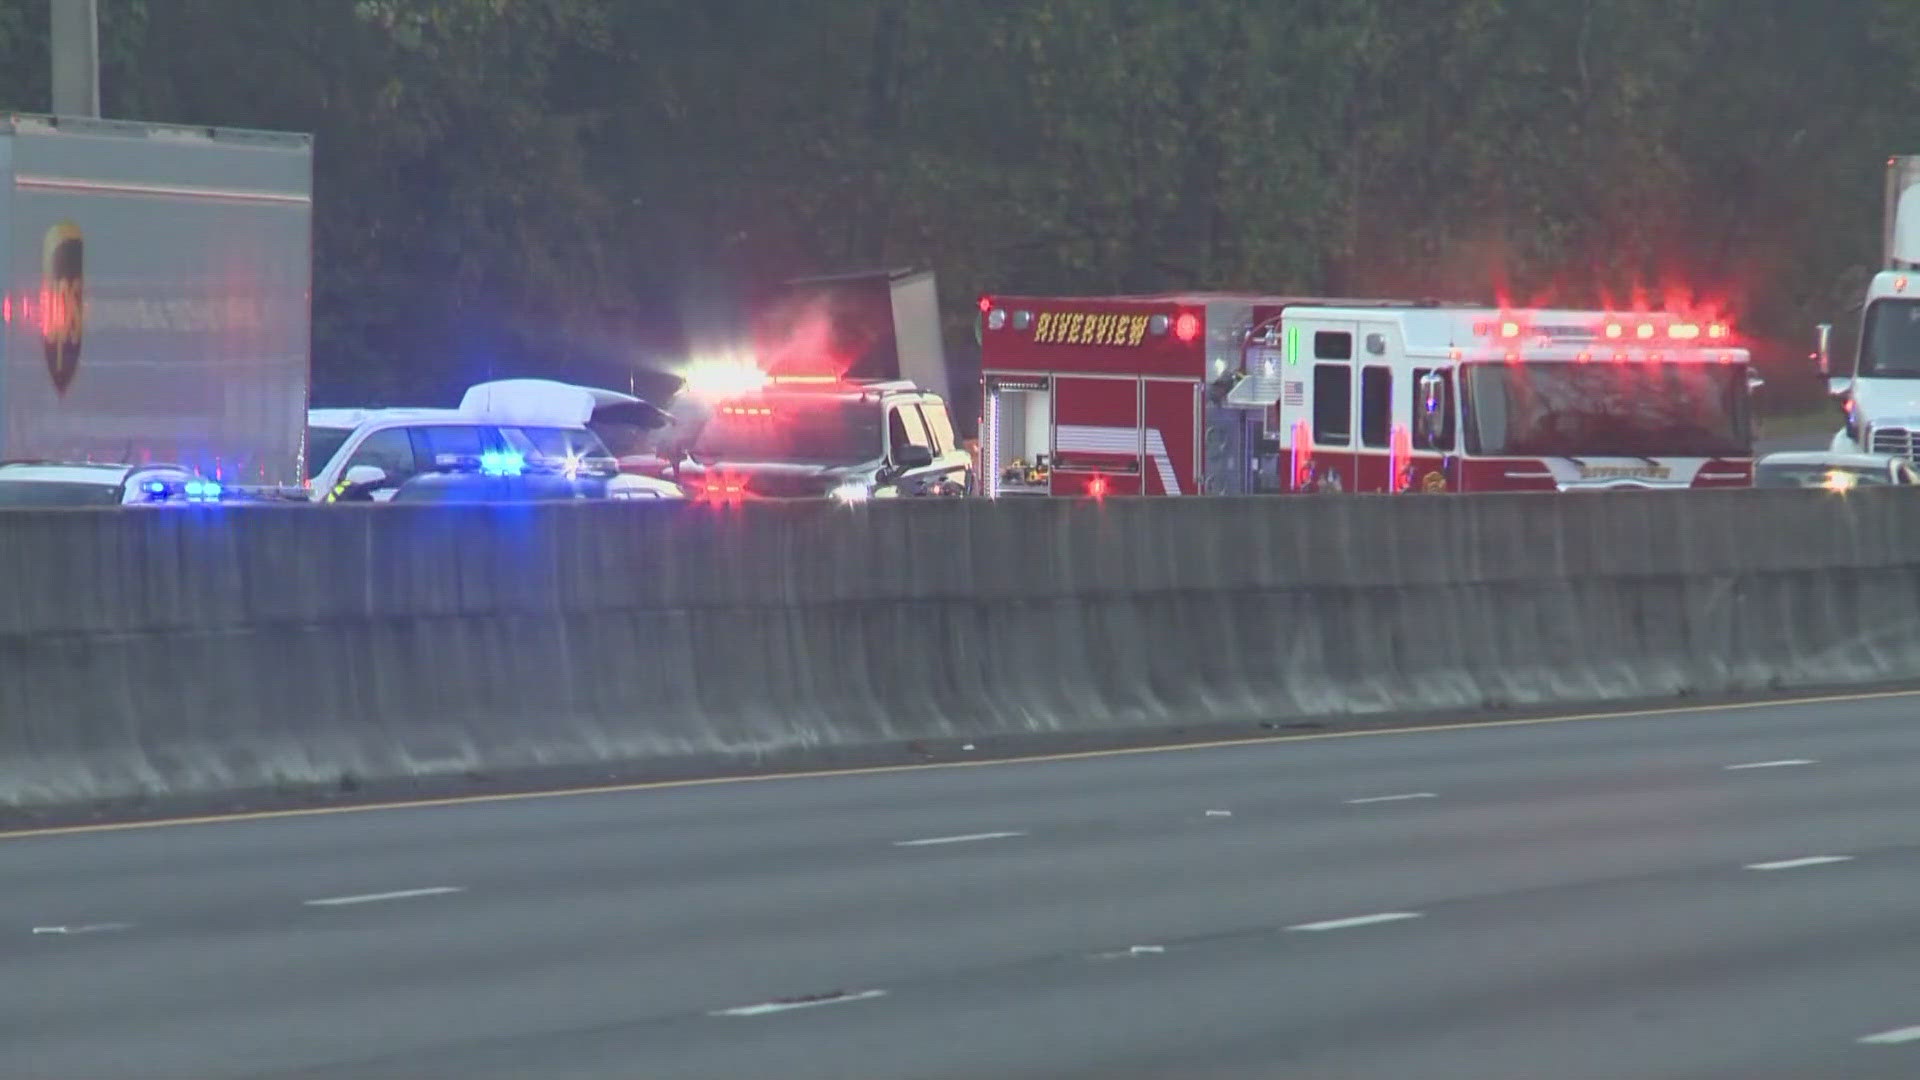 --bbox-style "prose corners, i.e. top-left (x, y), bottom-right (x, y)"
top-left (830, 482), bottom-right (871, 505)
